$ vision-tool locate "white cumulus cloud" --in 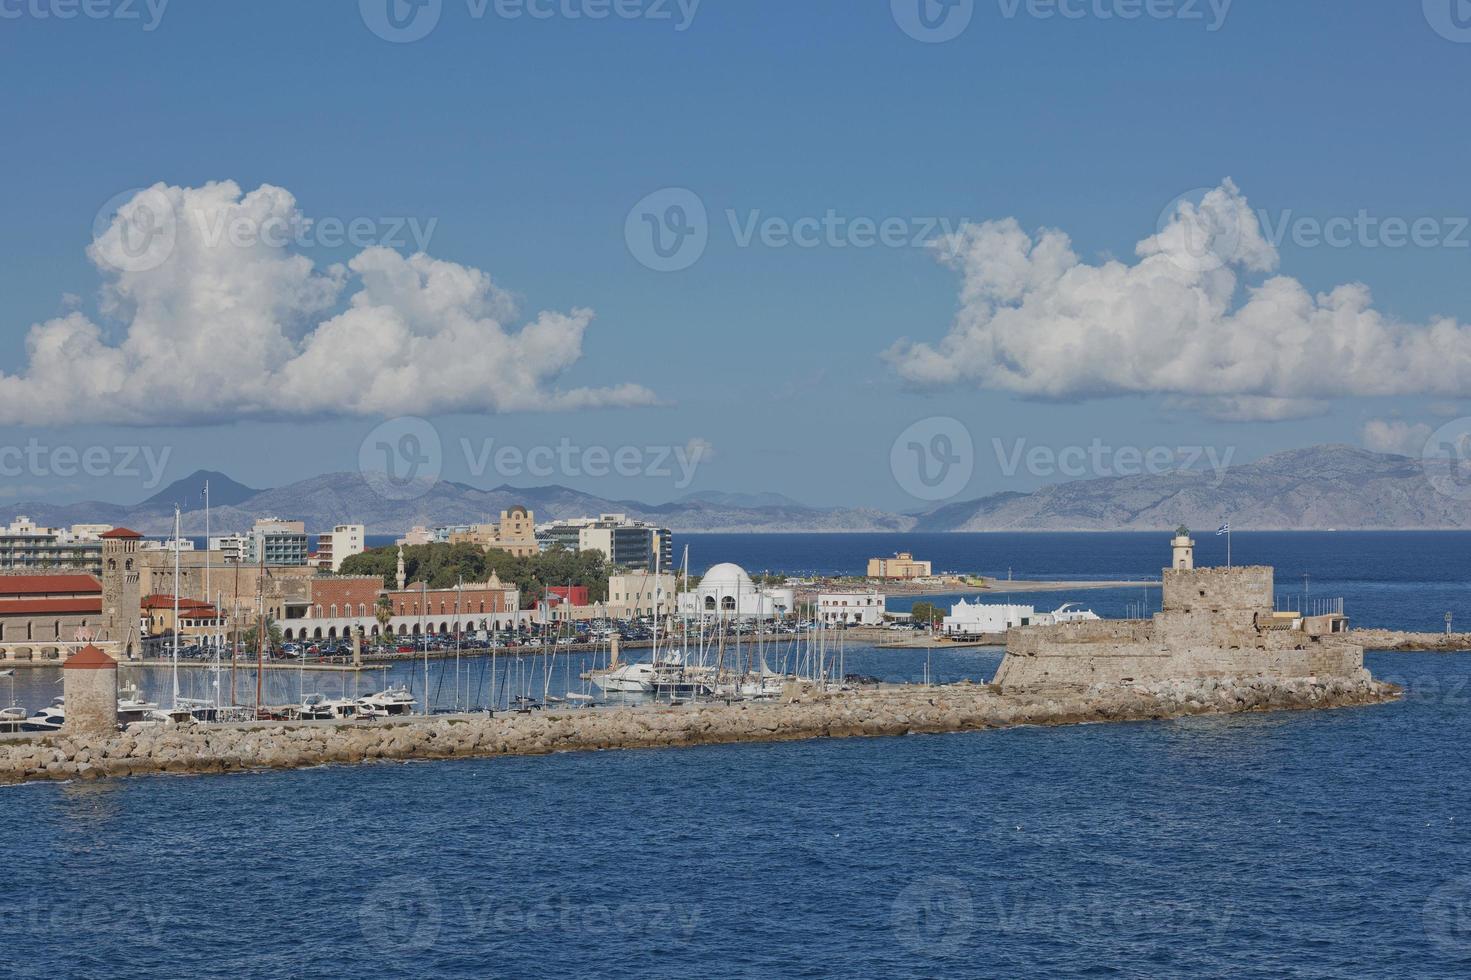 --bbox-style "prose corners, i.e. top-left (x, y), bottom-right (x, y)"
top-left (885, 179), bottom-right (1471, 420)
top-left (1362, 419), bottom-right (1433, 457)
top-left (1, 181), bottom-right (656, 426)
